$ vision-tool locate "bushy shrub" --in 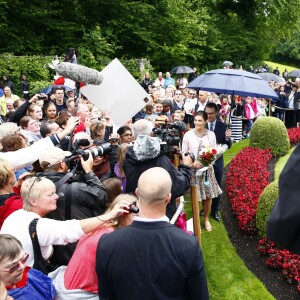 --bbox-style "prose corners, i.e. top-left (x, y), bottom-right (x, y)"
top-left (256, 180), bottom-right (279, 237)
top-left (250, 116), bottom-right (290, 157)
top-left (0, 53), bottom-right (58, 95)
top-left (30, 80), bottom-right (54, 95)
